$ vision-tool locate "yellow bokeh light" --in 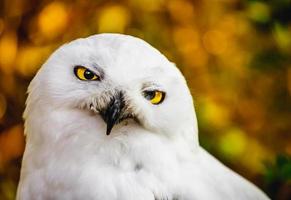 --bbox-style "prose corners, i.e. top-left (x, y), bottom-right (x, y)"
top-left (38, 2), bottom-right (68, 39)
top-left (173, 27), bottom-right (209, 67)
top-left (98, 5), bottom-right (130, 33)
top-left (16, 45), bottom-right (51, 77)
top-left (273, 23), bottom-right (291, 50)
top-left (173, 27), bottom-right (200, 53)
top-left (168, 0), bottom-right (195, 24)
top-left (202, 30), bottom-right (229, 55)
top-left (0, 32), bottom-right (18, 74)
top-left (241, 141), bottom-right (272, 173)
top-left (219, 129), bottom-right (271, 173)
top-left (201, 98), bottom-right (230, 128)
top-left (192, 48), bottom-right (209, 68)
top-left (247, 2), bottom-right (270, 23)
top-left (218, 15), bottom-right (237, 34)
top-left (219, 128), bottom-right (247, 159)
